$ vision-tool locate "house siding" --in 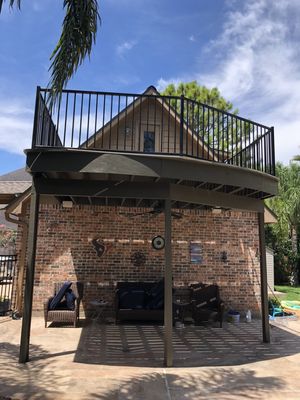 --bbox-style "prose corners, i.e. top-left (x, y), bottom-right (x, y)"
top-left (19, 204), bottom-right (262, 317)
